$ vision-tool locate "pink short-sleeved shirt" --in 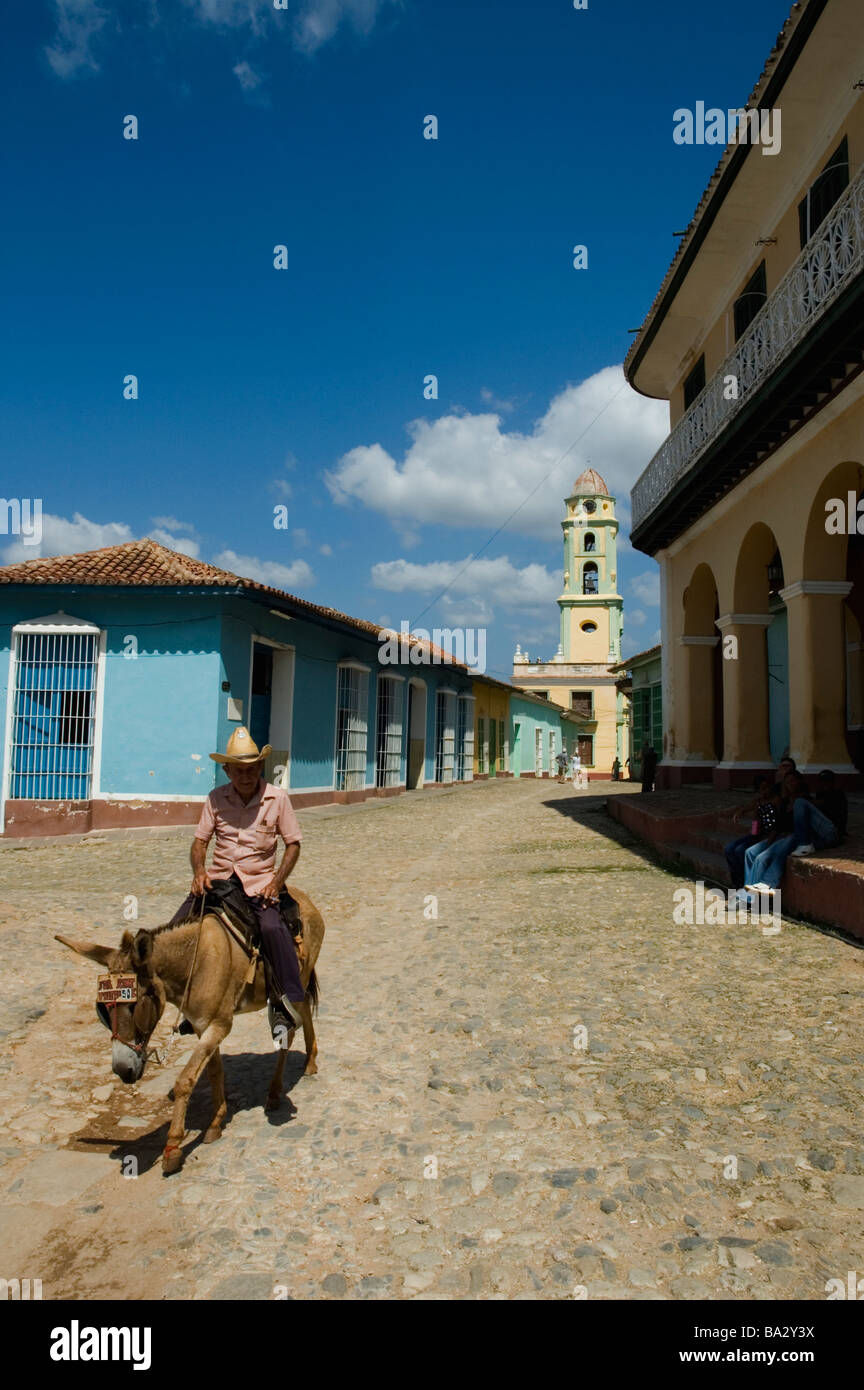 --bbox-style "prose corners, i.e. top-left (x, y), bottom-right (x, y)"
top-left (195, 781), bottom-right (302, 896)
